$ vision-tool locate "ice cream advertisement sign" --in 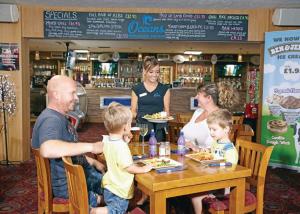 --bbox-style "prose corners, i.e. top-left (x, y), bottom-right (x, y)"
top-left (262, 30), bottom-right (300, 168)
